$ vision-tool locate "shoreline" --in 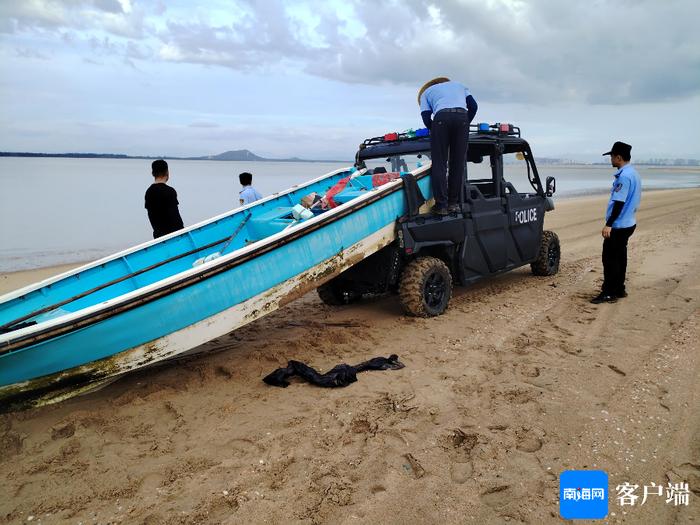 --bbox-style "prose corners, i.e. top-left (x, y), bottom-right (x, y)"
top-left (538, 164), bottom-right (700, 172)
top-left (0, 263), bottom-right (86, 296)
